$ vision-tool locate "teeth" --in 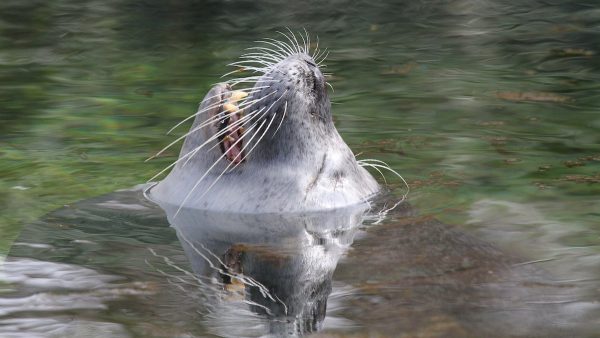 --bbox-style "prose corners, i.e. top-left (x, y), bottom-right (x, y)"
top-left (229, 91), bottom-right (248, 102)
top-left (223, 102), bottom-right (239, 113)
top-left (224, 135), bottom-right (234, 142)
top-left (238, 127), bottom-right (245, 133)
